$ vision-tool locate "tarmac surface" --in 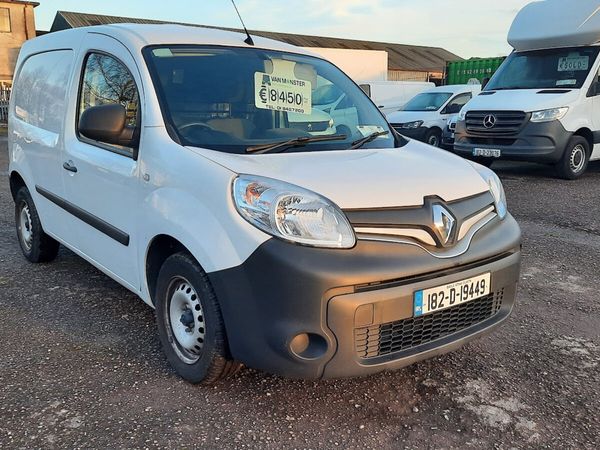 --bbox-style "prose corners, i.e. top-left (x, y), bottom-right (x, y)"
top-left (1, 138), bottom-right (599, 449)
